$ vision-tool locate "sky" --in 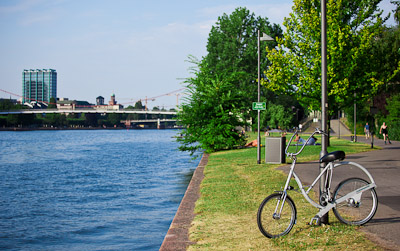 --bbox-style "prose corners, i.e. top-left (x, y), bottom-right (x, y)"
top-left (0, 0), bottom-right (397, 109)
